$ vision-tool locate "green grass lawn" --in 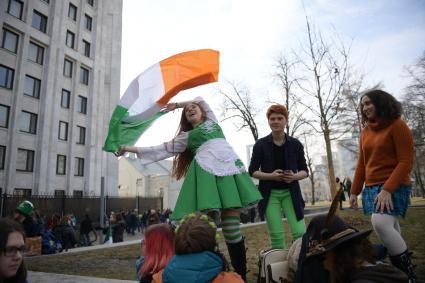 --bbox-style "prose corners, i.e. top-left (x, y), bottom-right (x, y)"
top-left (26, 207), bottom-right (425, 282)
